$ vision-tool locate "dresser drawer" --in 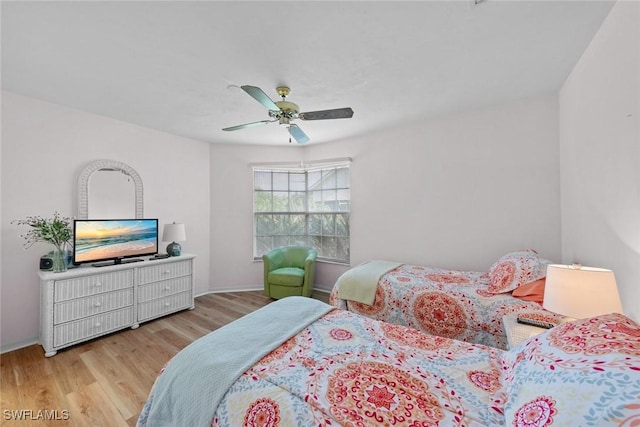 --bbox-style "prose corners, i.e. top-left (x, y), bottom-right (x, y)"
top-left (138, 291), bottom-right (192, 322)
top-left (54, 288), bottom-right (134, 324)
top-left (138, 260), bottom-right (192, 285)
top-left (53, 307), bottom-right (134, 348)
top-left (137, 276), bottom-right (192, 303)
top-left (54, 270), bottom-right (134, 303)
